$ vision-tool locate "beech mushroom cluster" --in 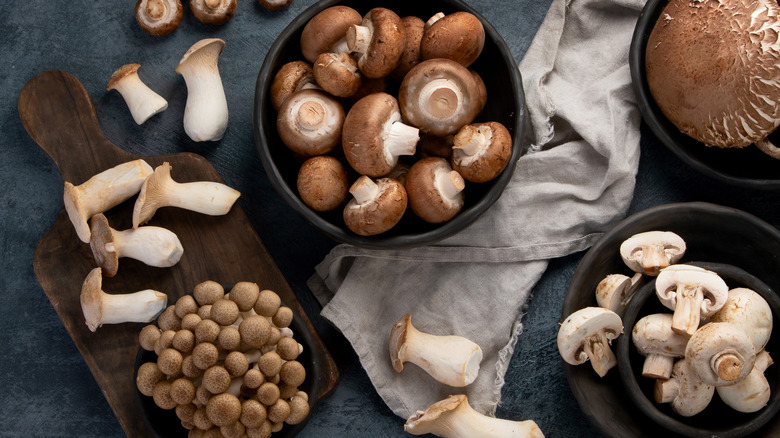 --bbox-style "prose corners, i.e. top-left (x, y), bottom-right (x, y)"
top-left (136, 282), bottom-right (311, 436)
top-left (270, 5), bottom-right (514, 236)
